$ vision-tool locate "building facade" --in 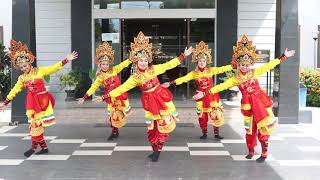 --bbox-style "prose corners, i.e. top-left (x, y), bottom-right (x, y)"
top-left (31, 0), bottom-right (279, 99)
top-left (10, 0), bottom-right (299, 124)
